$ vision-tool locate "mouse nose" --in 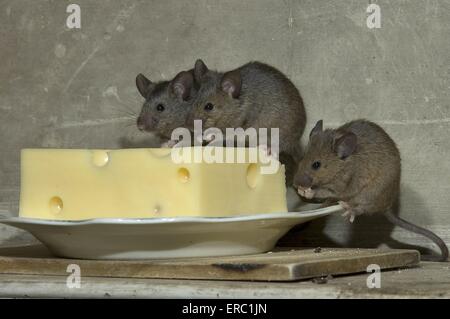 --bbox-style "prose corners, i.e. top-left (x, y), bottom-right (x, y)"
top-left (296, 174), bottom-right (313, 188)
